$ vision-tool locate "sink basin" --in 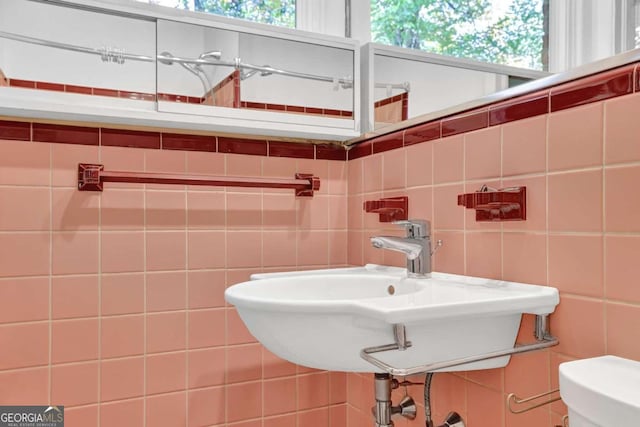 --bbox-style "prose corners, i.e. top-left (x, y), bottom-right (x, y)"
top-left (225, 266), bottom-right (559, 373)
